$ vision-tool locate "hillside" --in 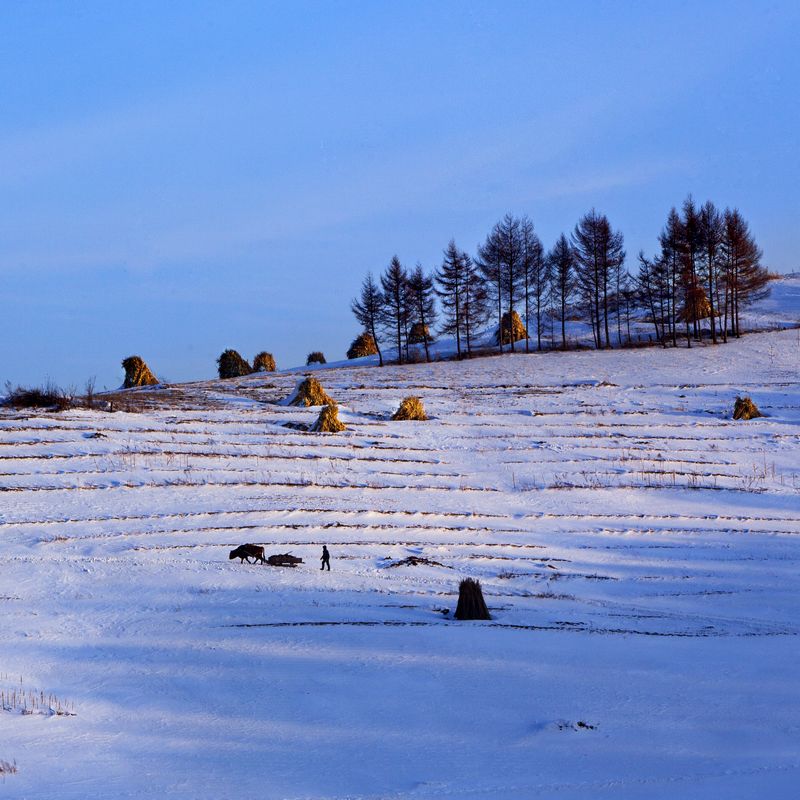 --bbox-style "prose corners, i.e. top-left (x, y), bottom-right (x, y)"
top-left (1, 321), bottom-right (799, 796)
